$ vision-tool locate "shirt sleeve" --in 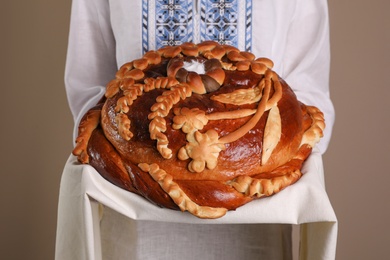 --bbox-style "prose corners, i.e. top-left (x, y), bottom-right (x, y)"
top-left (64, 0), bottom-right (117, 141)
top-left (281, 0), bottom-right (335, 154)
